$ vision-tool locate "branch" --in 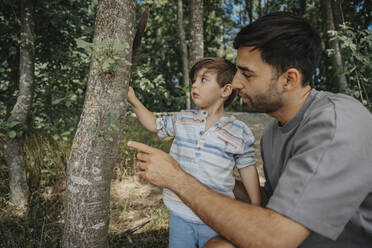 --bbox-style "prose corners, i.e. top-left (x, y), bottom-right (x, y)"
top-left (130, 7), bottom-right (150, 80)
